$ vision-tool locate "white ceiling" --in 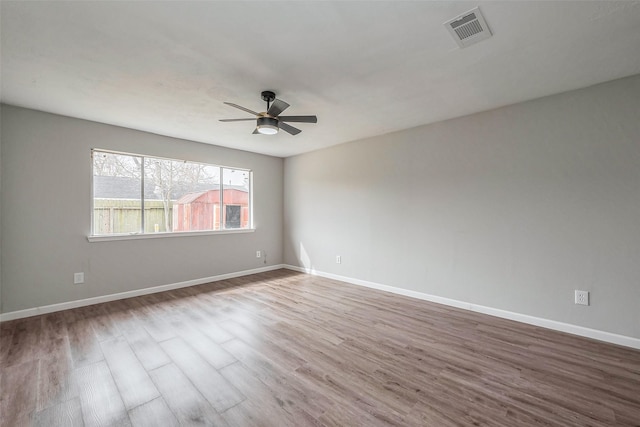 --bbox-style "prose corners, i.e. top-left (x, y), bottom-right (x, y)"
top-left (2, 1), bottom-right (640, 158)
